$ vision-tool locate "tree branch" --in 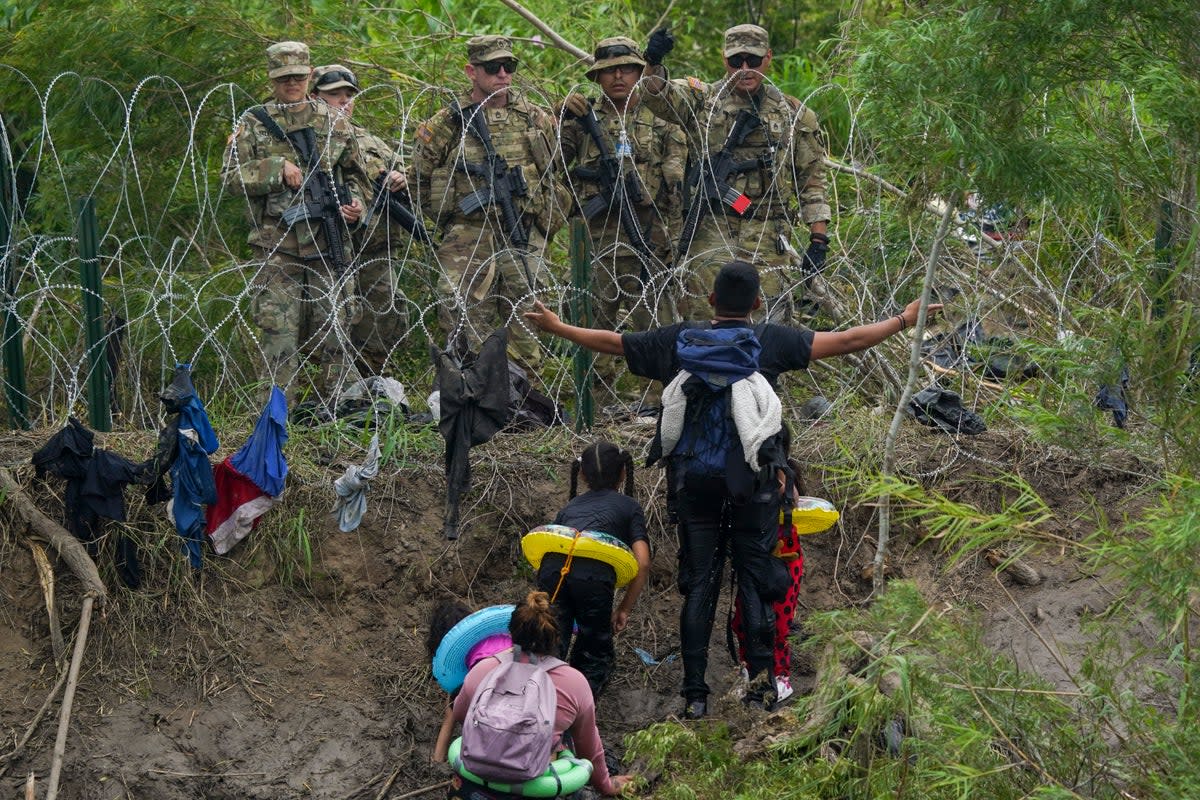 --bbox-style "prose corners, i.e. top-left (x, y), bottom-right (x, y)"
top-left (873, 196), bottom-right (956, 594)
top-left (496, 0), bottom-right (590, 62)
